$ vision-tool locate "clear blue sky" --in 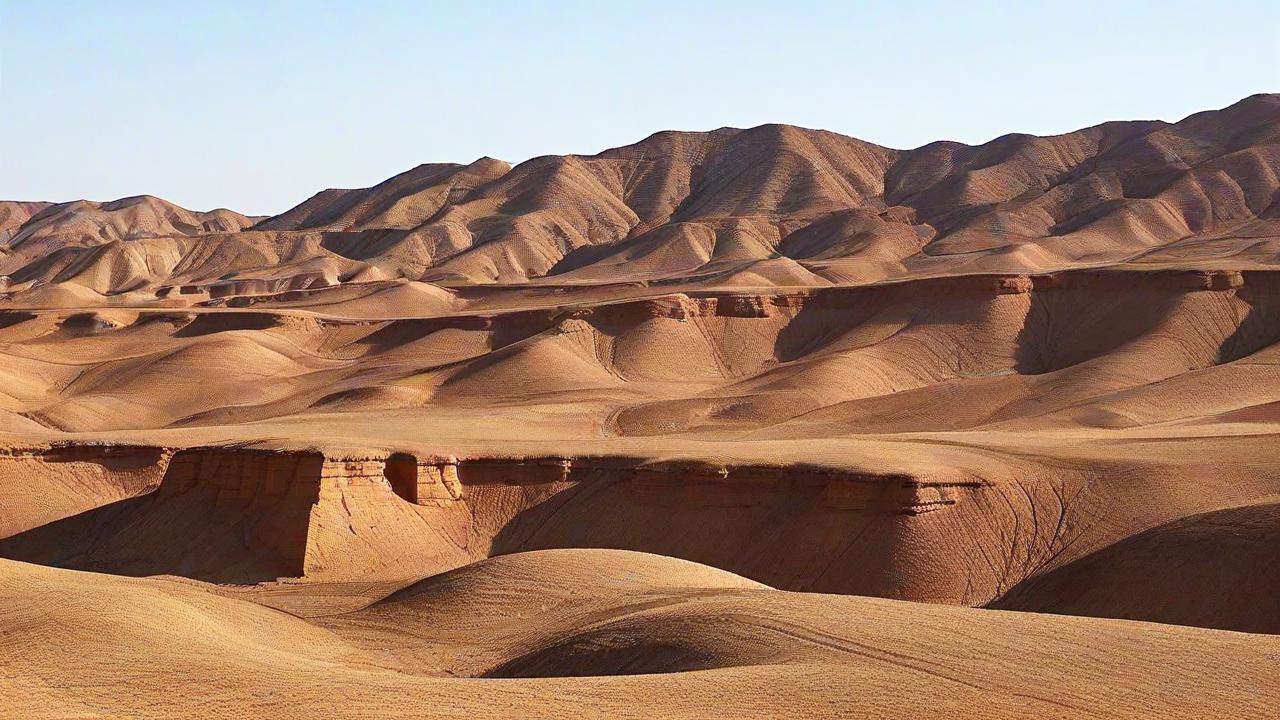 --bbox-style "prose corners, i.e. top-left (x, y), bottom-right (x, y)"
top-left (2, 1), bottom-right (1276, 215)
